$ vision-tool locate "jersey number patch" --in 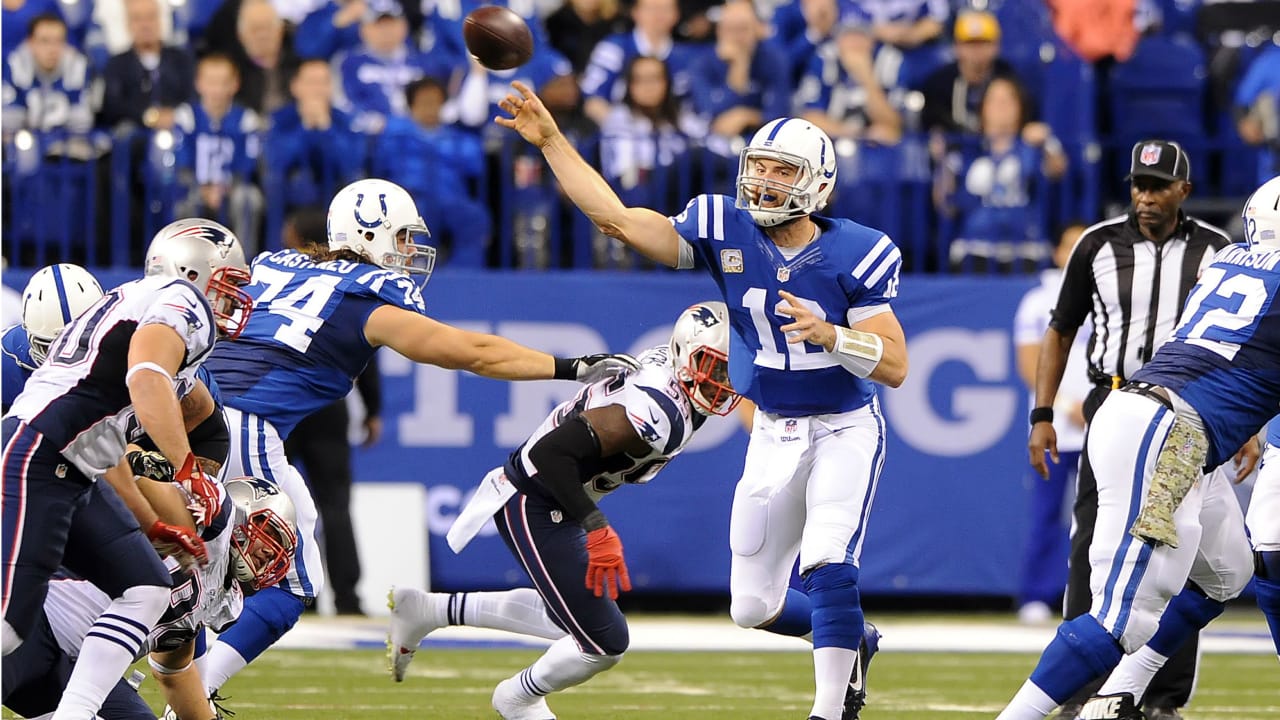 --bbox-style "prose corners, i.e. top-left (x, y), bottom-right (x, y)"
top-left (252, 266), bottom-right (342, 353)
top-left (742, 288), bottom-right (827, 369)
top-left (1177, 266), bottom-right (1269, 361)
